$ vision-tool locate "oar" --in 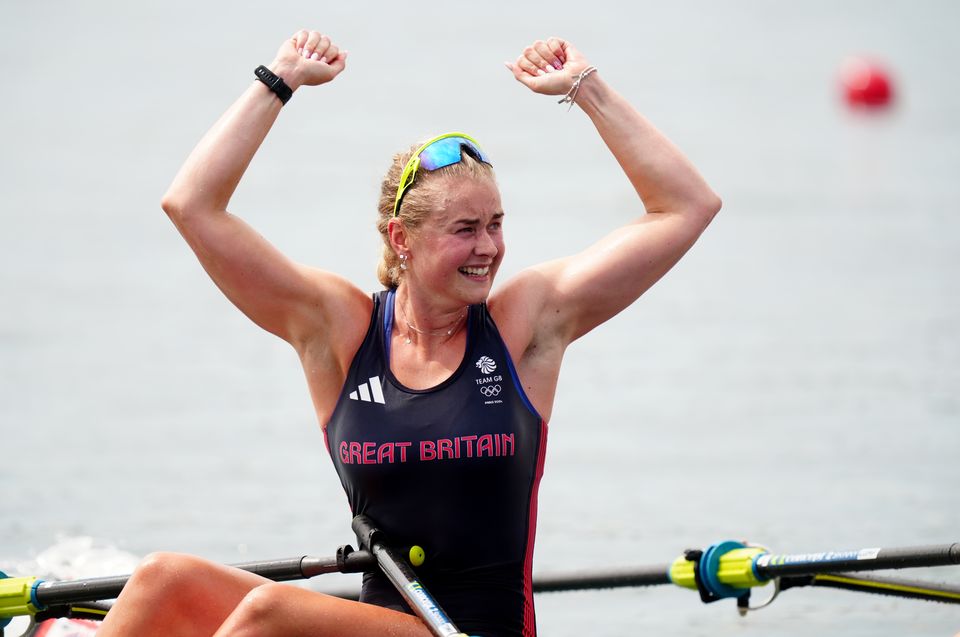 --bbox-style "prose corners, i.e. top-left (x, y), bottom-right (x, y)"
top-left (2, 518), bottom-right (474, 637)
top-left (0, 549), bottom-right (377, 629)
top-left (317, 541), bottom-right (960, 608)
top-left (351, 515), bottom-right (473, 637)
top-left (3, 538), bottom-right (957, 629)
